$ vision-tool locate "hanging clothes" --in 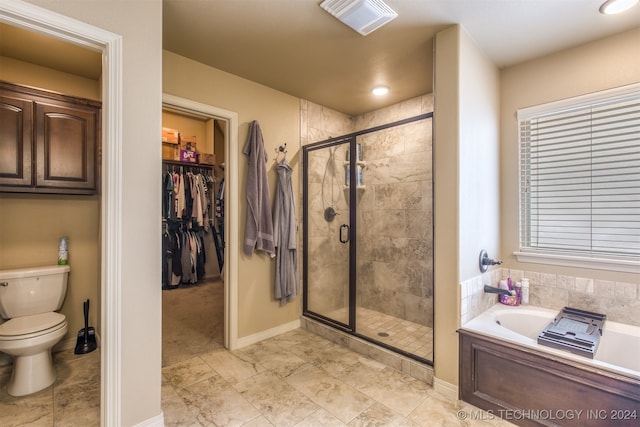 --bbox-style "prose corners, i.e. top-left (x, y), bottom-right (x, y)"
top-left (163, 172), bottom-right (174, 220)
top-left (272, 157), bottom-right (298, 305)
top-left (243, 120), bottom-right (275, 256)
top-left (162, 227), bottom-right (182, 289)
top-left (161, 165), bottom-right (214, 289)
